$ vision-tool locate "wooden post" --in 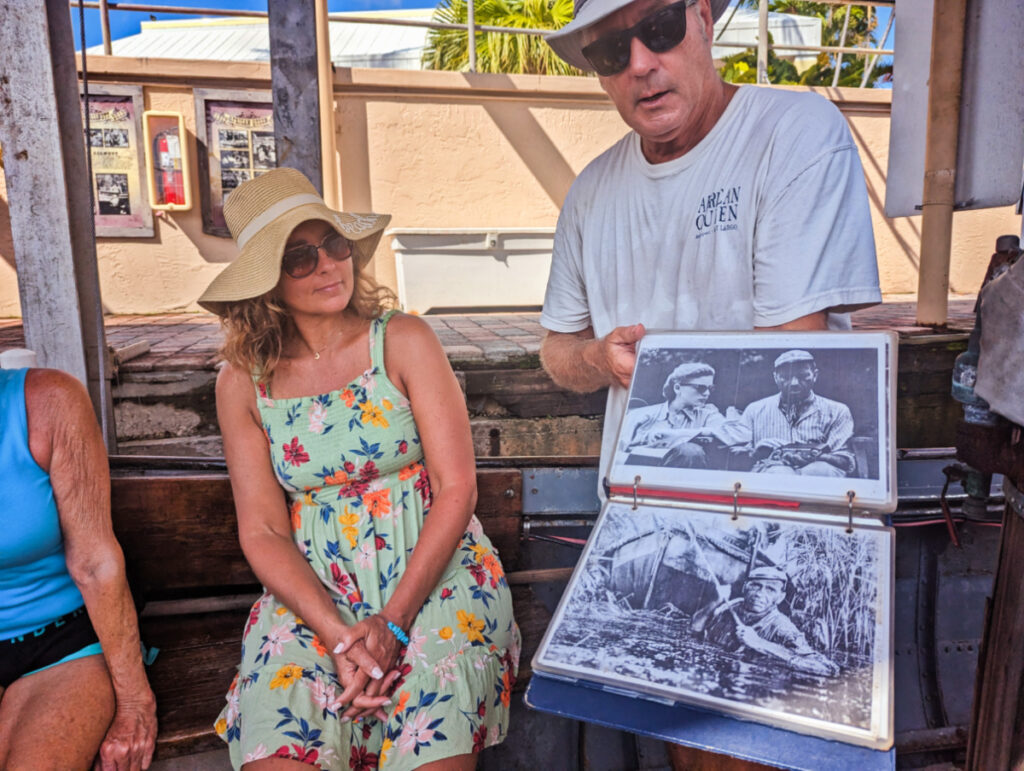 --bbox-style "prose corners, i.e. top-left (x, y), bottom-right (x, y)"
top-left (0, 1), bottom-right (116, 449)
top-left (268, 0), bottom-right (323, 194)
top-left (315, 0), bottom-right (340, 210)
top-left (916, 0), bottom-right (968, 326)
top-left (966, 488), bottom-right (1024, 769)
